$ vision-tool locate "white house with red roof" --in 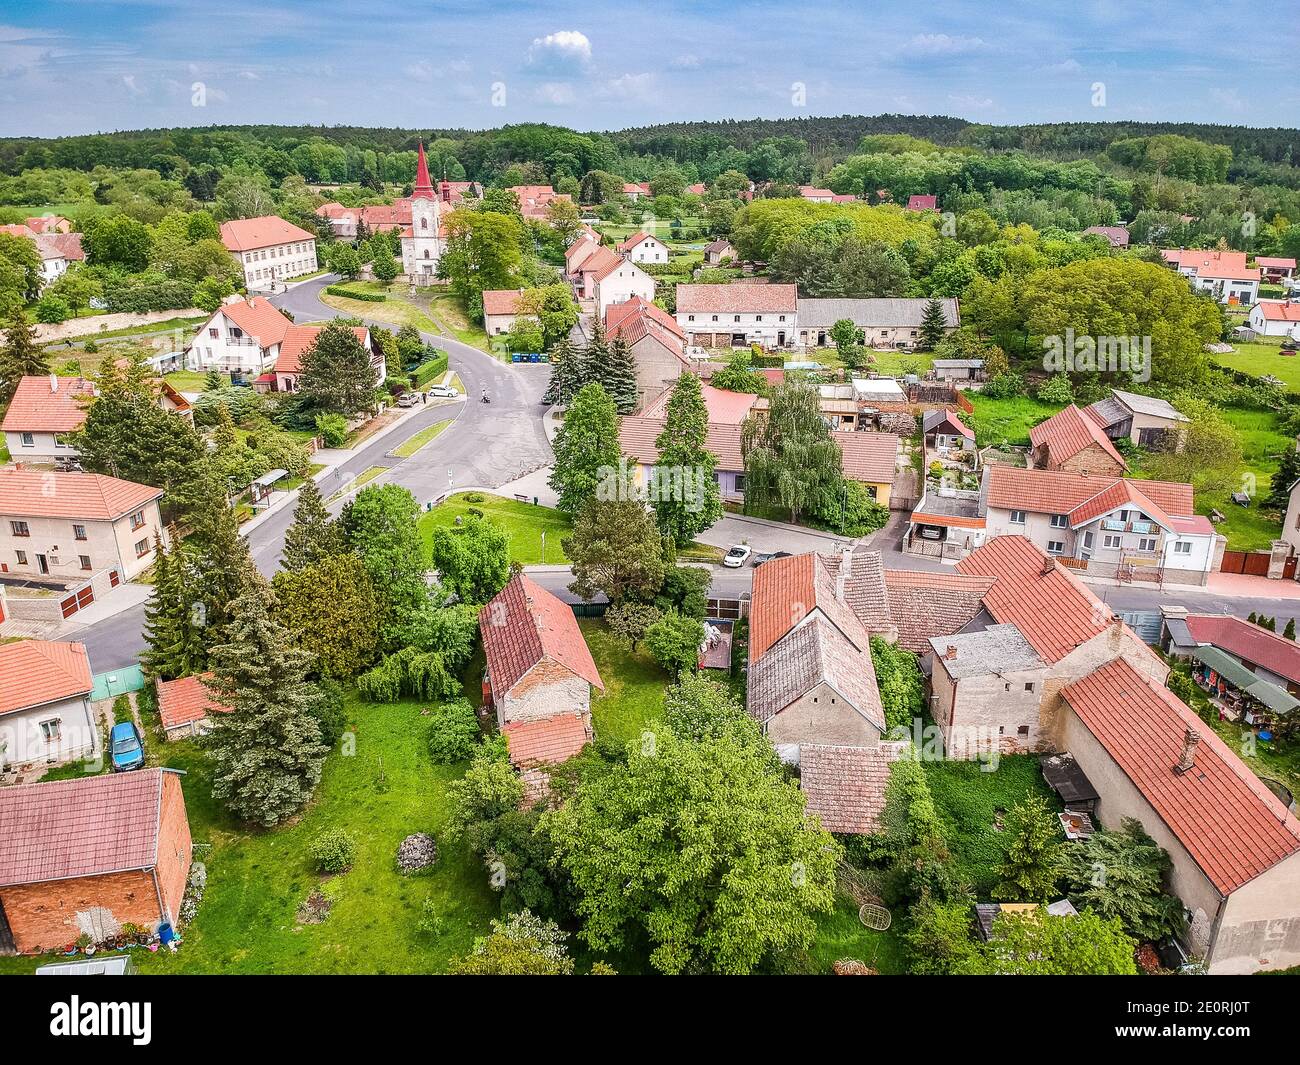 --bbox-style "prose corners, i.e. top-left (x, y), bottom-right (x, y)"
top-left (400, 142), bottom-right (448, 285)
top-left (220, 216), bottom-right (317, 291)
top-left (622, 181), bottom-right (651, 201)
top-left (0, 468), bottom-right (166, 582)
top-left (616, 230), bottom-right (668, 264)
top-left (187, 296), bottom-right (293, 376)
top-left (1, 375), bottom-right (95, 461)
top-left (0, 224), bottom-right (85, 287)
top-left (1247, 300), bottom-right (1300, 340)
top-left (1059, 656), bottom-right (1300, 973)
top-left (0, 639), bottom-right (96, 768)
top-left (481, 288), bottom-right (528, 337)
top-left (675, 282), bottom-right (798, 348)
top-left (1255, 256), bottom-right (1296, 284)
top-left (478, 574), bottom-right (604, 785)
top-left (1161, 248), bottom-right (1260, 304)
